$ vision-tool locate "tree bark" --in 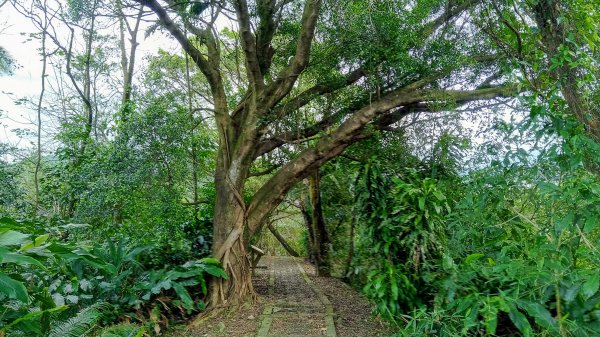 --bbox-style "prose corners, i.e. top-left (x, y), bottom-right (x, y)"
top-left (33, 4), bottom-right (49, 215)
top-left (343, 214), bottom-right (357, 281)
top-left (209, 157), bottom-right (254, 305)
top-left (117, 0), bottom-right (143, 106)
top-left (308, 170), bottom-right (331, 277)
top-left (298, 192), bottom-right (316, 263)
